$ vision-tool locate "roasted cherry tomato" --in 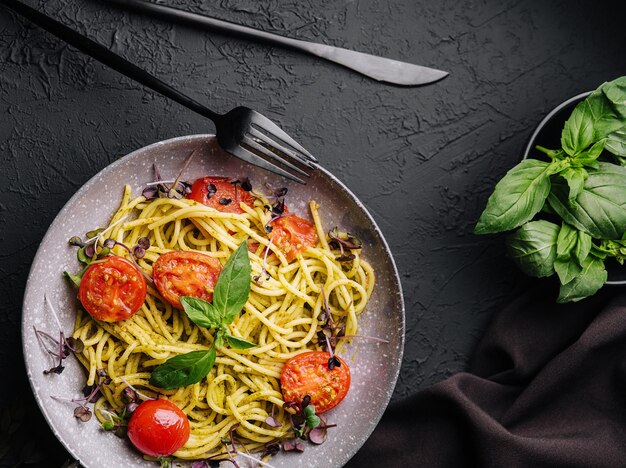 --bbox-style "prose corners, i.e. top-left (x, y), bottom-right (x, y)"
top-left (280, 351), bottom-right (350, 414)
top-left (269, 214), bottom-right (318, 262)
top-left (152, 251), bottom-right (222, 309)
top-left (127, 399), bottom-right (190, 457)
top-left (187, 176), bottom-right (254, 214)
top-left (78, 256), bottom-right (146, 322)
